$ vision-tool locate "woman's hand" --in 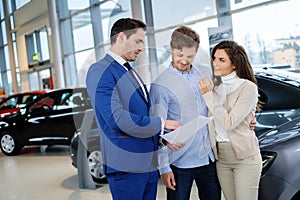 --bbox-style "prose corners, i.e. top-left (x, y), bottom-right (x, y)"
top-left (198, 78), bottom-right (214, 94)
